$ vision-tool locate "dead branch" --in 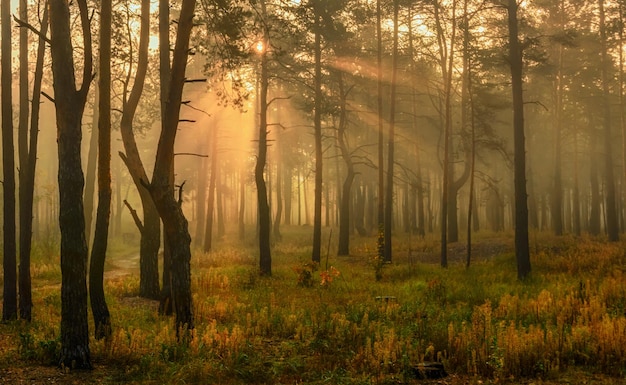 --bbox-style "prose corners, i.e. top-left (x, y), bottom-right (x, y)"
top-left (123, 199), bottom-right (144, 234)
